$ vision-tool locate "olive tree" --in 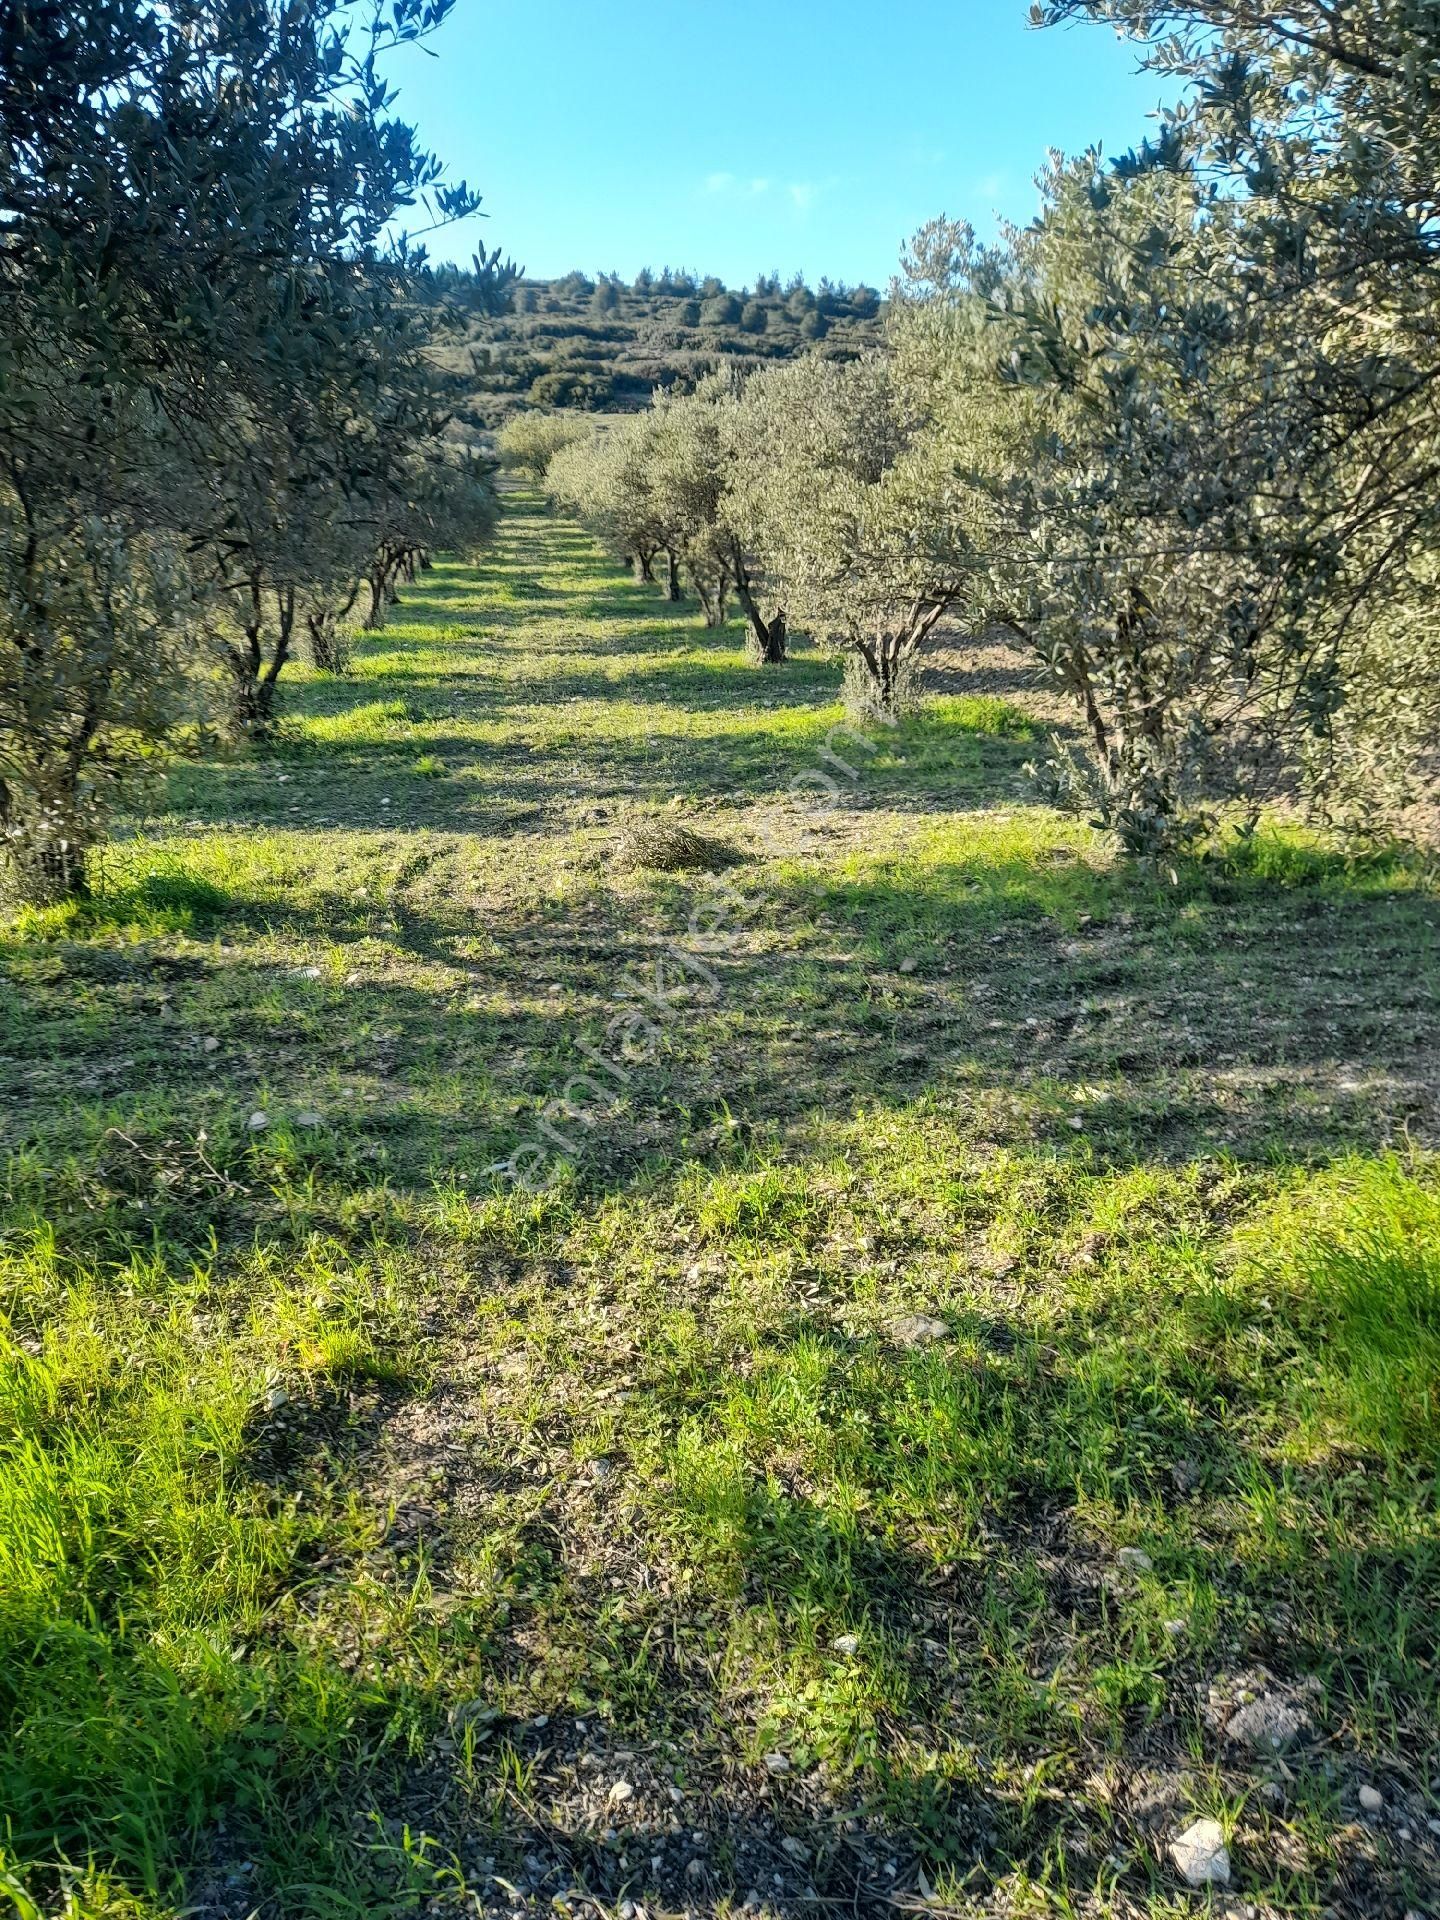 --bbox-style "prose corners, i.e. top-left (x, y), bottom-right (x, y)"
top-left (496, 411), bottom-right (588, 483)
top-left (0, 490), bottom-right (195, 898)
top-left (1025, 0), bottom-right (1440, 839)
top-left (893, 172), bottom-right (1302, 853)
top-left (0, 0), bottom-right (482, 896)
top-left (205, 445), bottom-right (367, 735)
top-left (644, 386), bottom-right (736, 627)
top-left (647, 374), bottom-right (792, 660)
top-left (547, 419), bottom-right (671, 588)
top-left (734, 354), bottom-right (978, 712)
top-left (716, 385), bottom-right (795, 664)
top-left (358, 446), bottom-right (499, 633)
